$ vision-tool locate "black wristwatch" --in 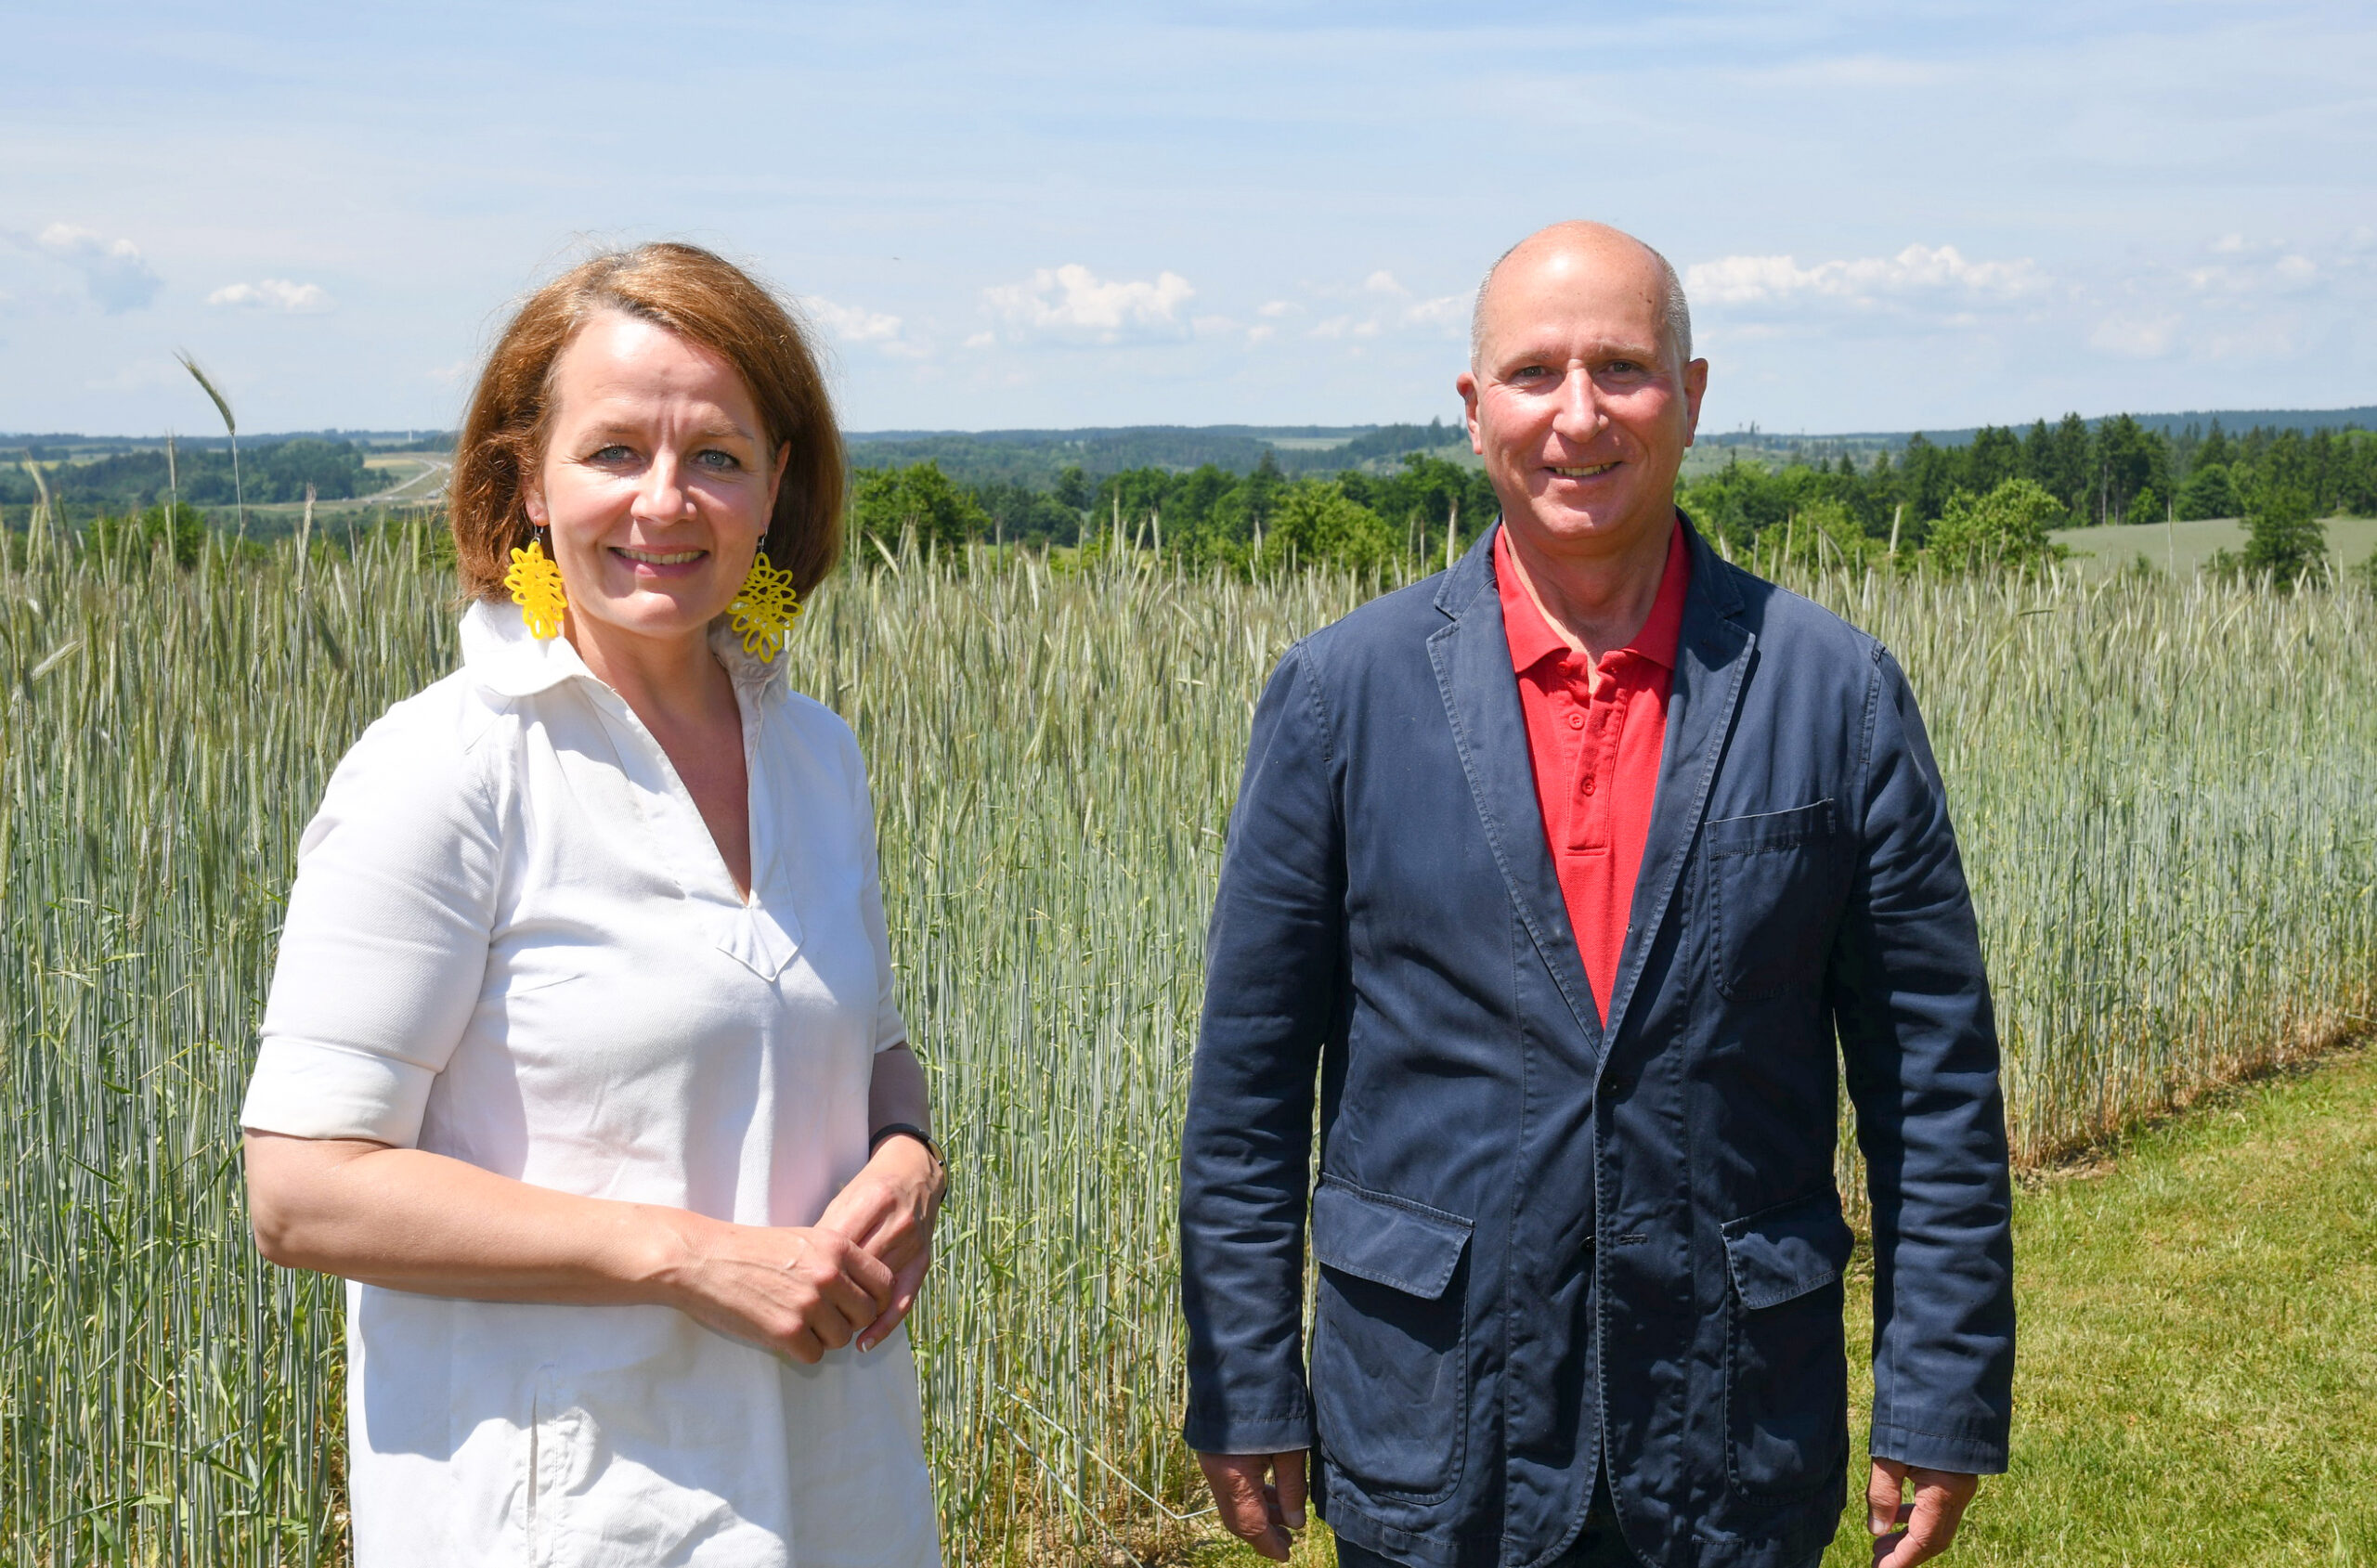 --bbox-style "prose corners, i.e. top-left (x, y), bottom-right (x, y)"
top-left (868, 1121), bottom-right (946, 1174)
